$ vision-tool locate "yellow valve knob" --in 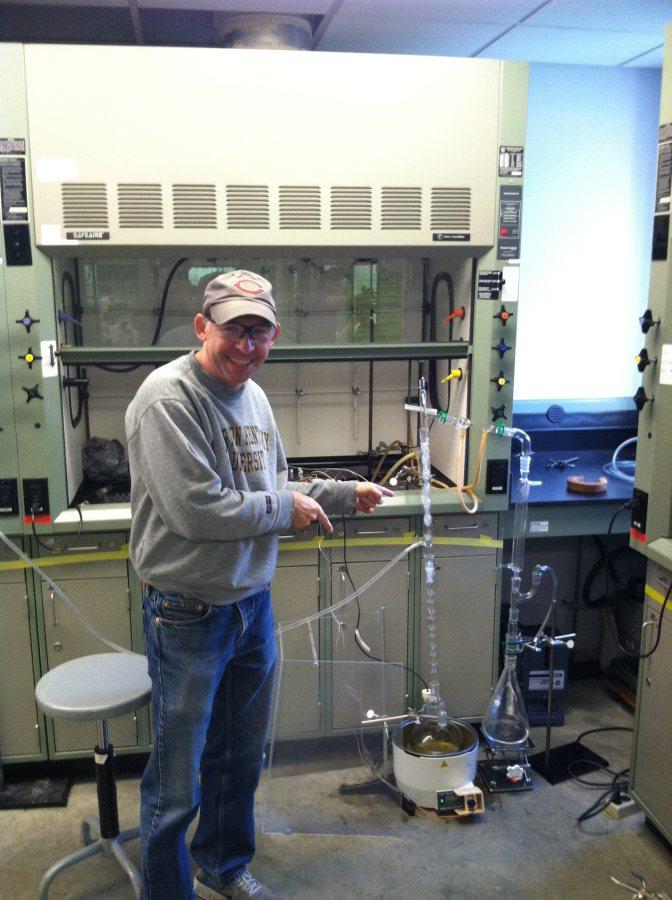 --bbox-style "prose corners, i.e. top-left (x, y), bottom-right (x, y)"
top-left (25, 353), bottom-right (34, 365)
top-left (440, 368), bottom-right (463, 384)
top-left (497, 376), bottom-right (506, 387)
